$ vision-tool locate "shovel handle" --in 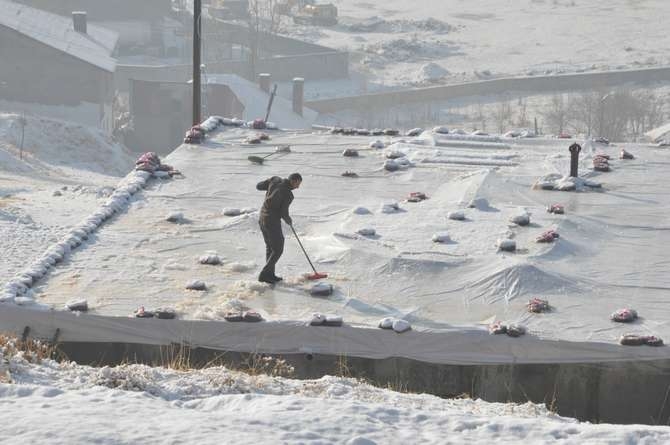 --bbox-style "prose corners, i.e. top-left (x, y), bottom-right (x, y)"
top-left (289, 224), bottom-right (318, 275)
